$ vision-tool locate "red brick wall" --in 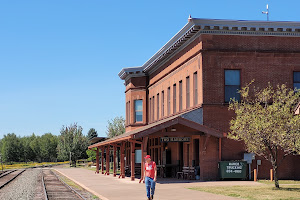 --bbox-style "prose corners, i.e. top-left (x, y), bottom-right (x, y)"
top-left (201, 34), bottom-right (300, 180)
